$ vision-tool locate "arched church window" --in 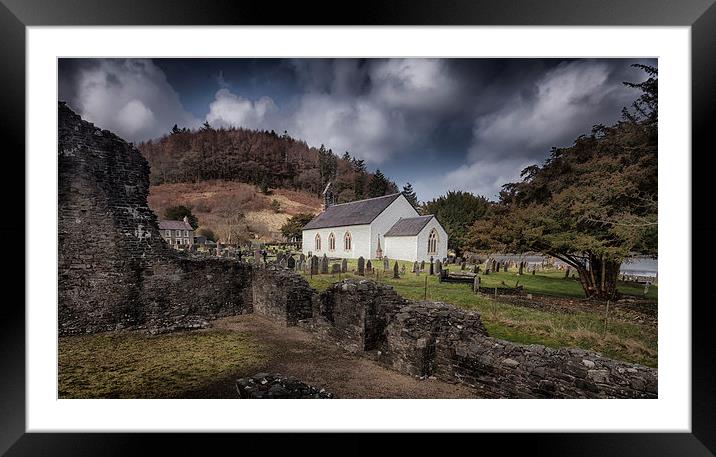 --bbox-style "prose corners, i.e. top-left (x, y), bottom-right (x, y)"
top-left (344, 232), bottom-right (352, 250)
top-left (428, 229), bottom-right (438, 255)
top-left (315, 233), bottom-right (321, 251)
top-left (329, 232), bottom-right (336, 251)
